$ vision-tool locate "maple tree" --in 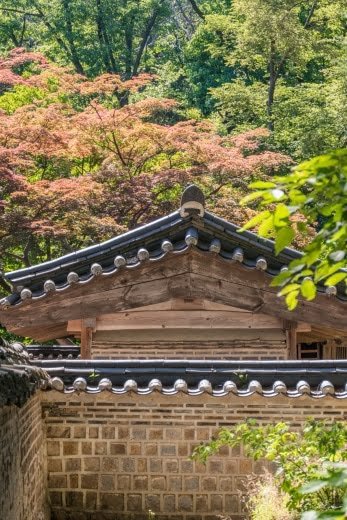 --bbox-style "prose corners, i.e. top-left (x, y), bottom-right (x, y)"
top-left (0, 49), bottom-right (291, 293)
